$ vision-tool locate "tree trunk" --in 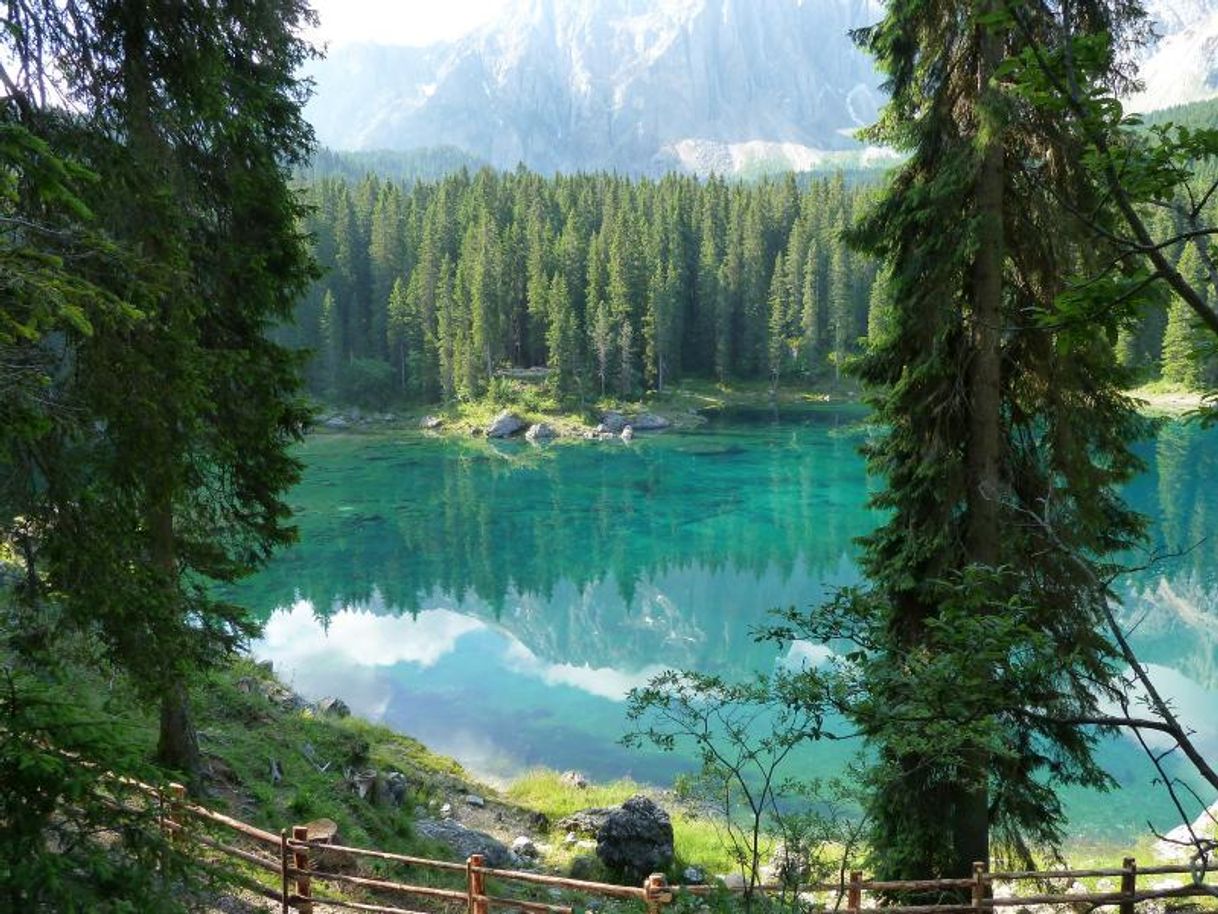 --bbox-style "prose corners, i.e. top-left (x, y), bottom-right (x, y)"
top-left (954, 6), bottom-right (1006, 877)
top-left (149, 500), bottom-right (201, 783)
top-left (158, 679), bottom-right (200, 780)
